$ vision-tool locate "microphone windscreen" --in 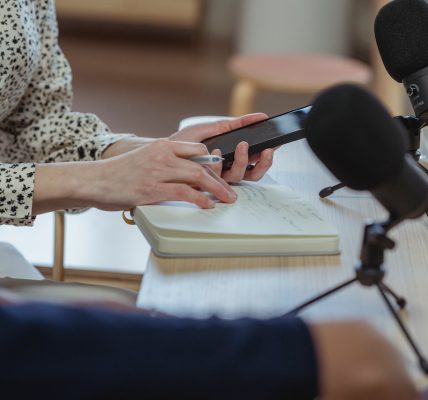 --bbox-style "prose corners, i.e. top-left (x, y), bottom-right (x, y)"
top-left (305, 84), bottom-right (408, 190)
top-left (375, 0), bottom-right (428, 82)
